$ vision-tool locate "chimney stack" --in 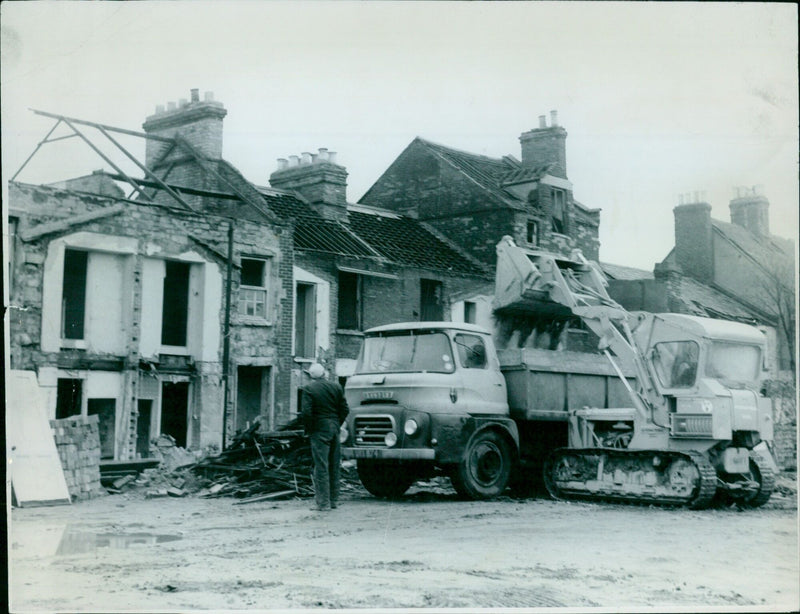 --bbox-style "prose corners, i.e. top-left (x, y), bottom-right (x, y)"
top-left (730, 185), bottom-right (770, 237)
top-left (270, 147), bottom-right (349, 222)
top-left (520, 110), bottom-right (568, 178)
top-left (143, 88), bottom-right (227, 168)
top-left (673, 195), bottom-right (714, 283)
